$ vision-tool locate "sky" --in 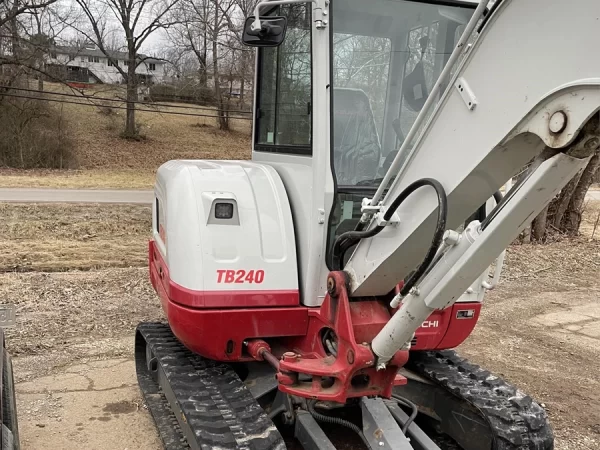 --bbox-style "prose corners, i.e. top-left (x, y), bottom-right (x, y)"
top-left (55, 0), bottom-right (174, 57)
